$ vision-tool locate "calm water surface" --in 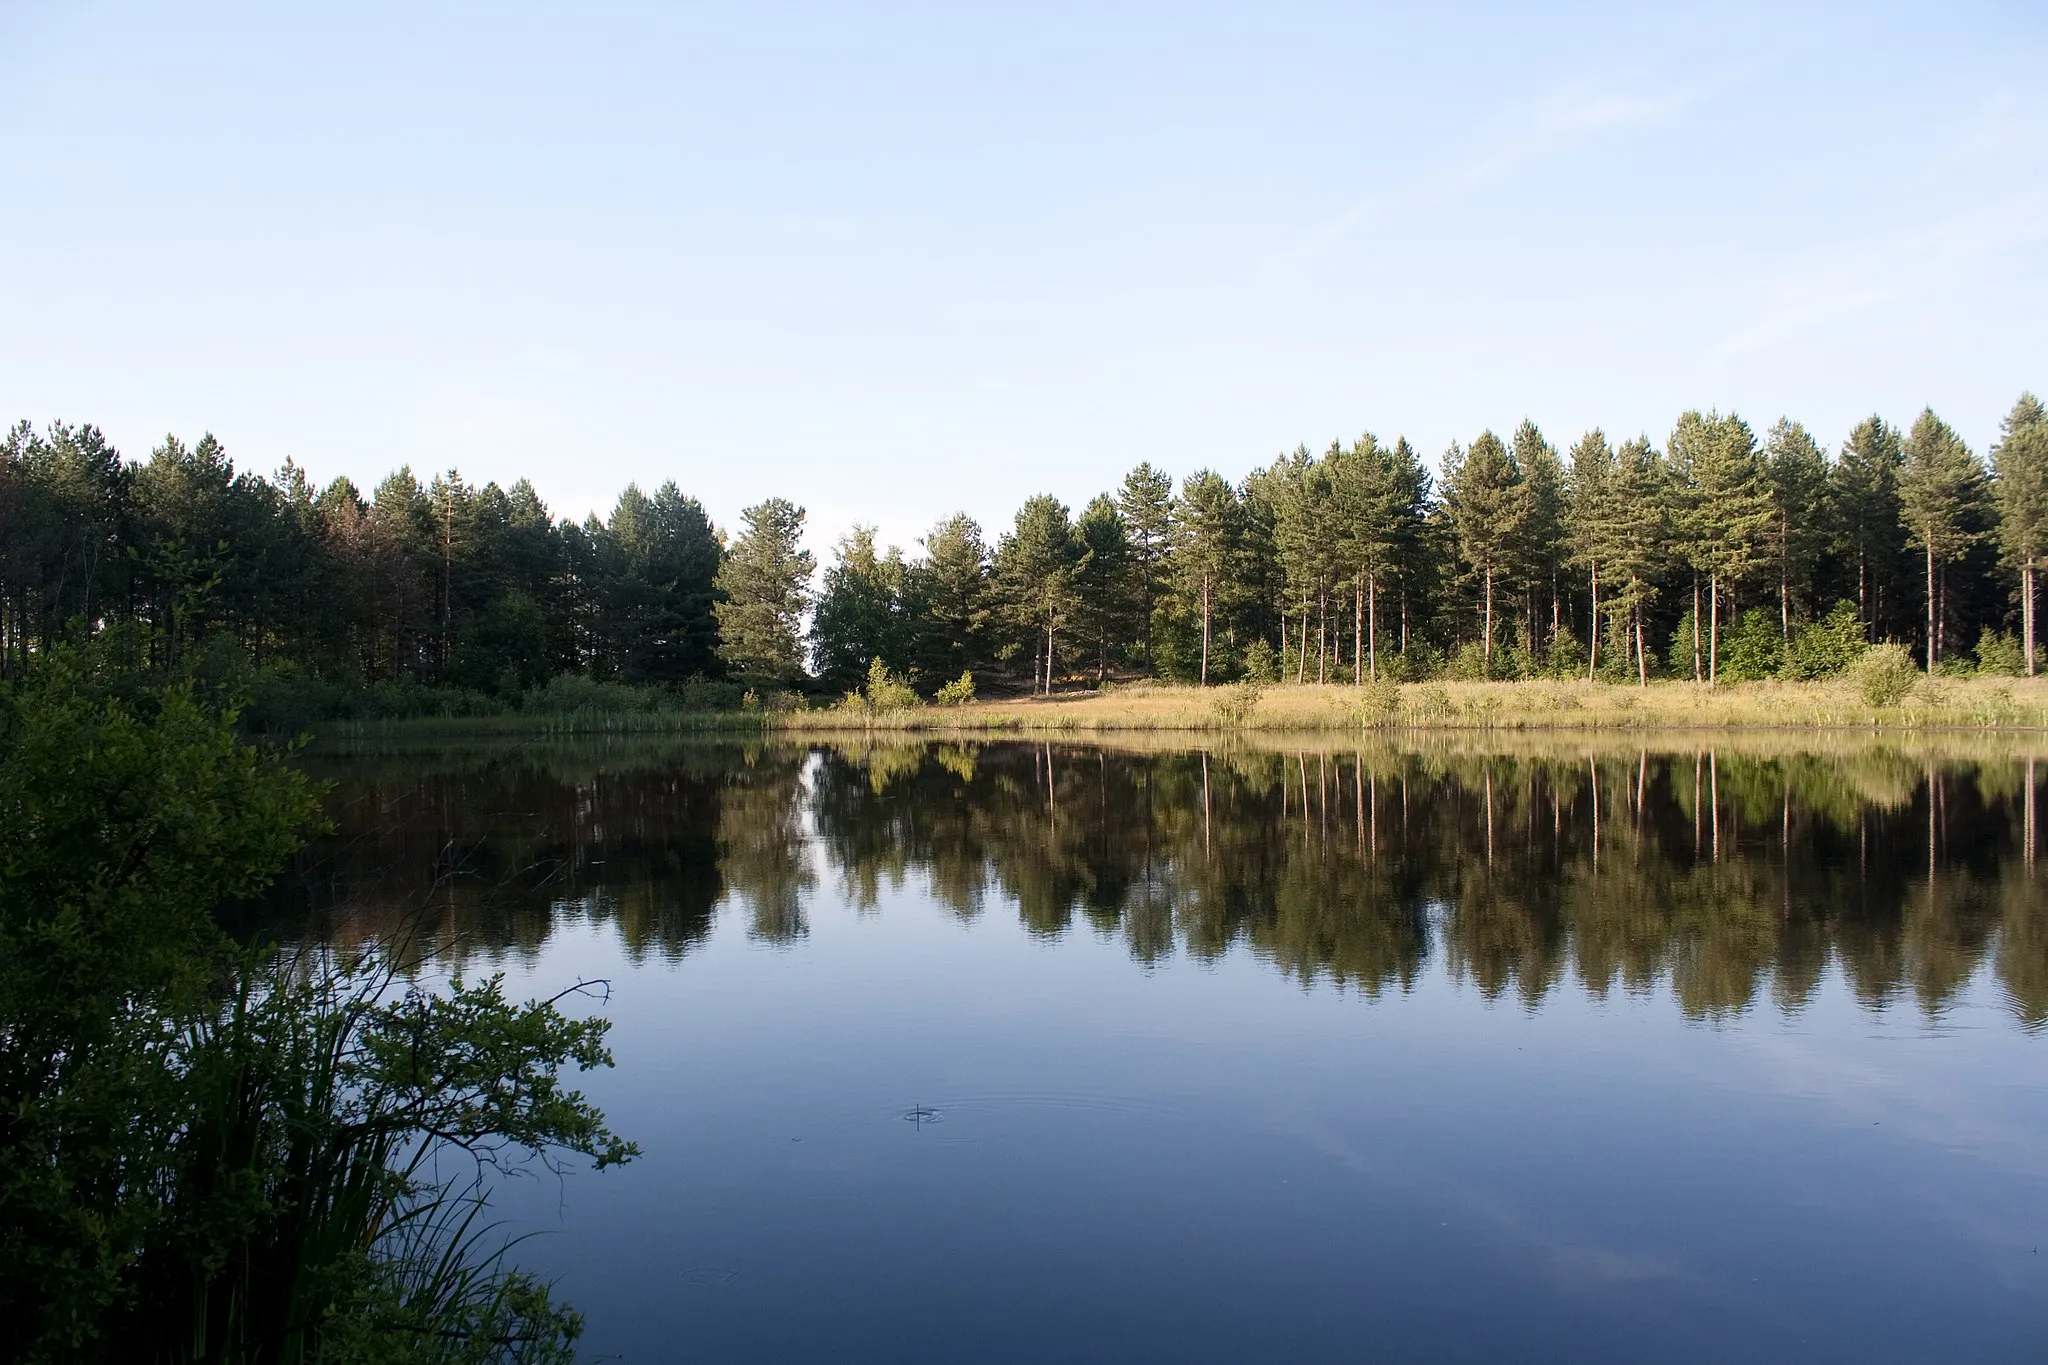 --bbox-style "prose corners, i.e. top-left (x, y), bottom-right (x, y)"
top-left (285, 739), bottom-right (2048, 1363)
